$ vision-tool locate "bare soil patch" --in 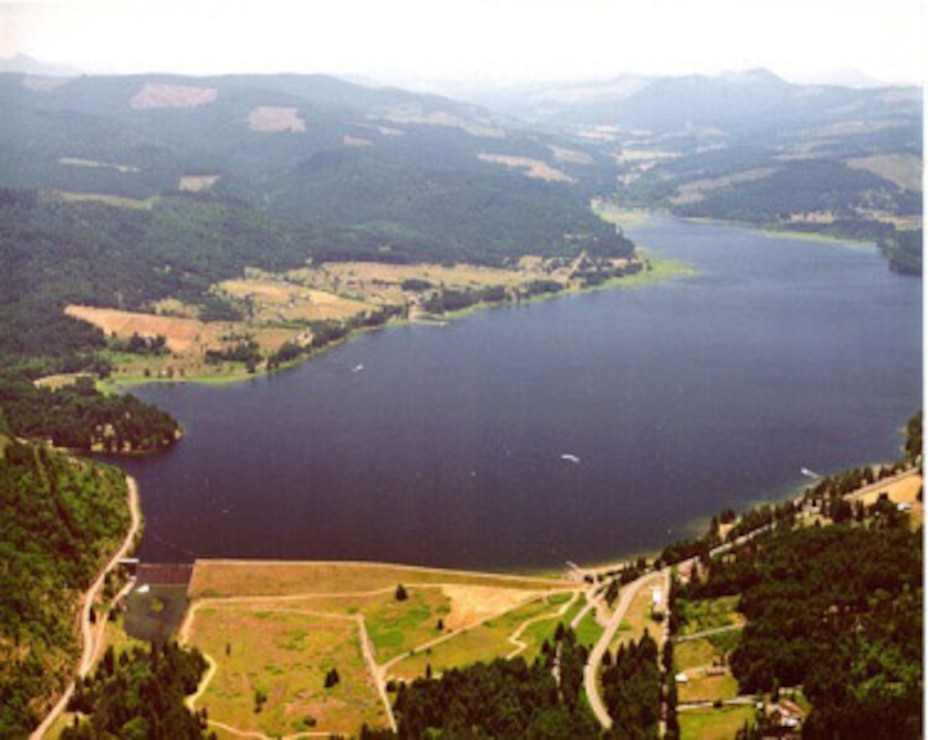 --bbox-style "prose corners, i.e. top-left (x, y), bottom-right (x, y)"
top-left (179, 175), bottom-right (221, 192)
top-left (130, 83), bottom-right (217, 110)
